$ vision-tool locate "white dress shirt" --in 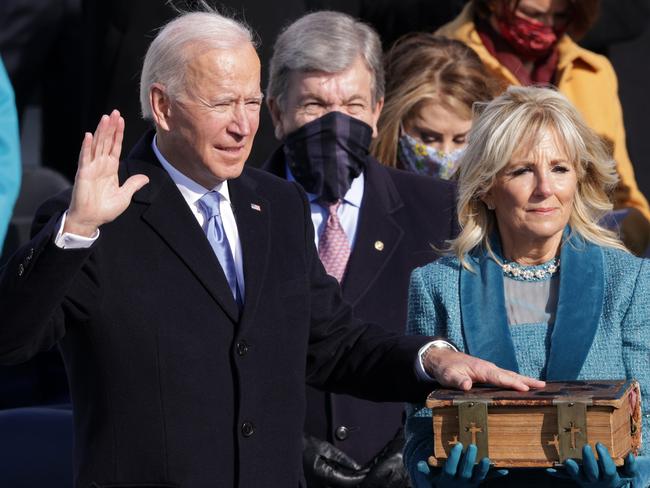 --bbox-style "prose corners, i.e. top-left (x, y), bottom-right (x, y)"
top-left (54, 136), bottom-right (245, 298)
